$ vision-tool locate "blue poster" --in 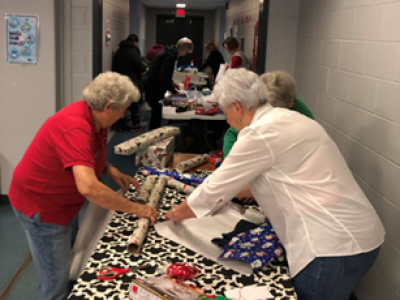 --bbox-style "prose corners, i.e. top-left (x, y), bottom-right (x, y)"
top-left (5, 14), bottom-right (39, 64)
